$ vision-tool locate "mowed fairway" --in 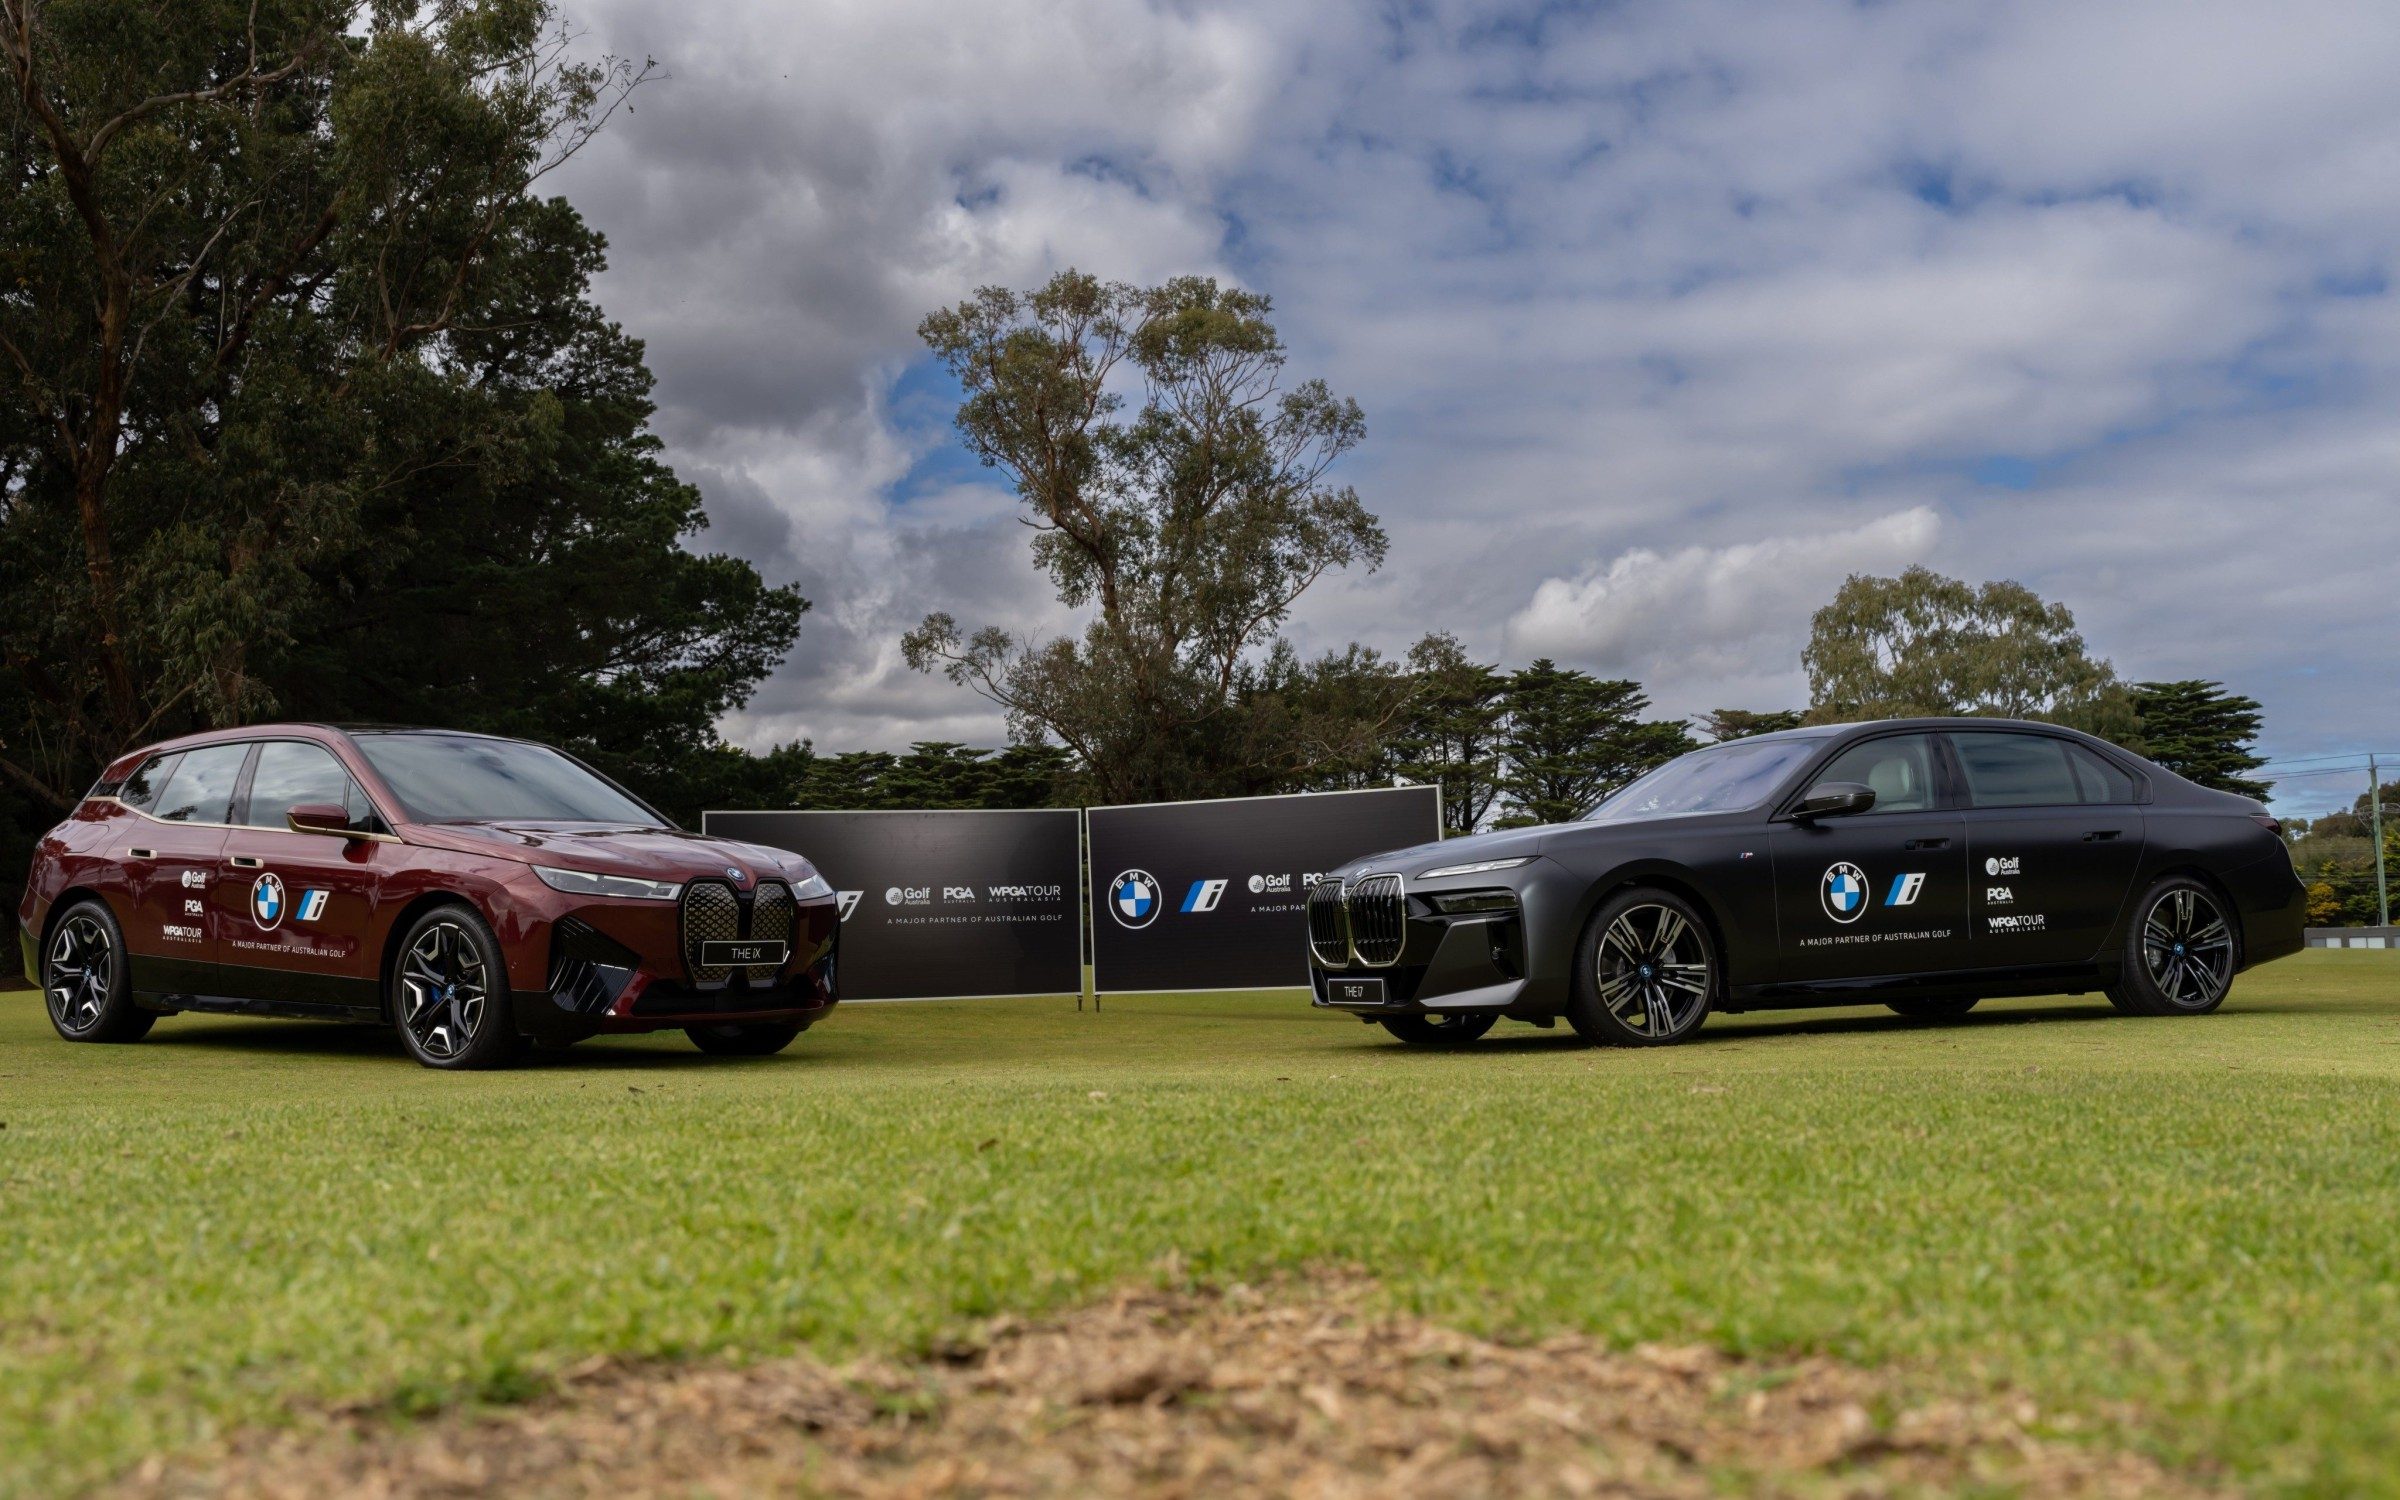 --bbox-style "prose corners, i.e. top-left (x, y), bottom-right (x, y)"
top-left (3, 954), bottom-right (2398, 1496)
